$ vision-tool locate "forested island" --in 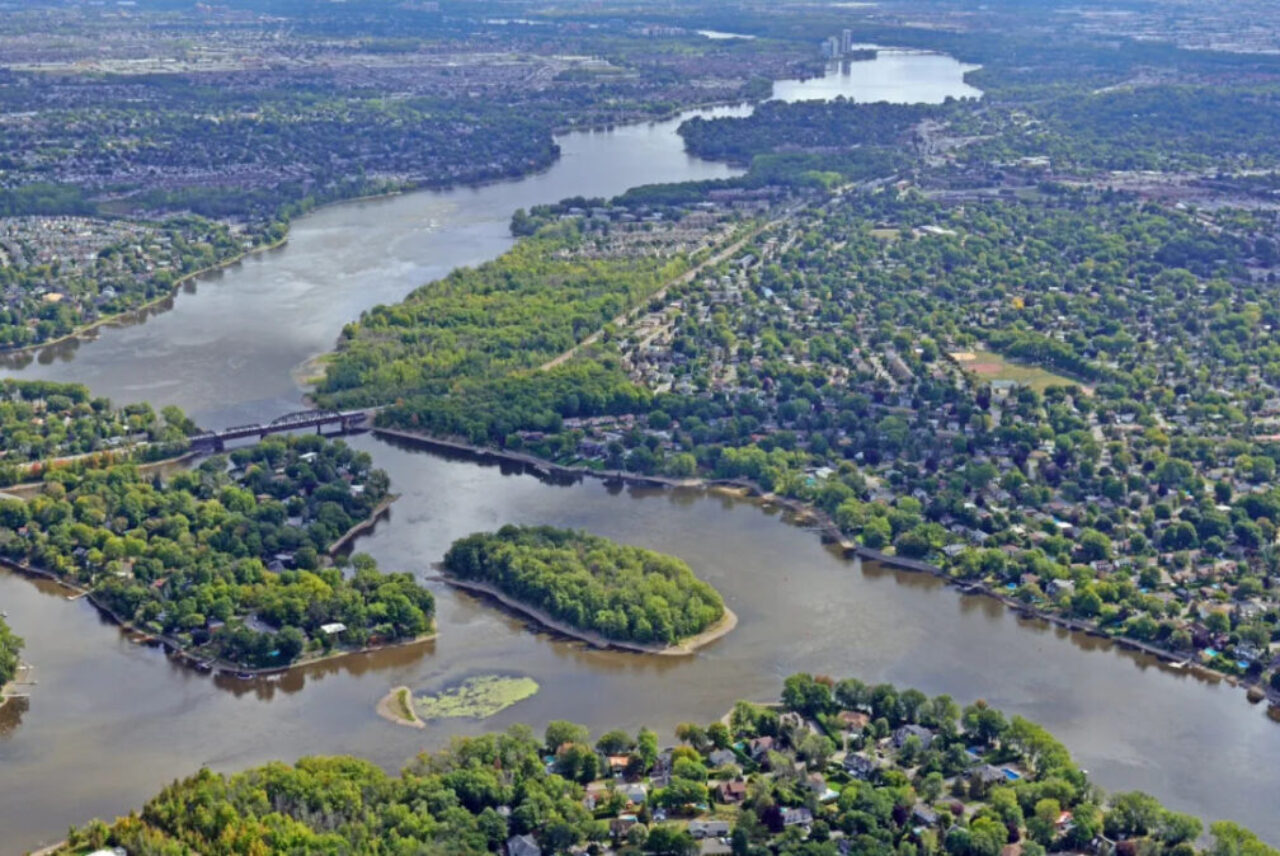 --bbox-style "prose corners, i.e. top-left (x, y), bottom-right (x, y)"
top-left (0, 407), bottom-right (434, 671)
top-left (0, 614), bottom-right (22, 691)
top-left (58, 673), bottom-right (1279, 856)
top-left (442, 525), bottom-right (730, 652)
